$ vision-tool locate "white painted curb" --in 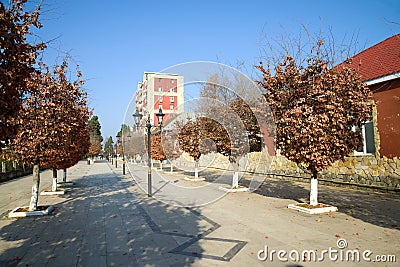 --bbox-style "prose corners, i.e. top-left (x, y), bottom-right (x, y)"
top-left (8, 205), bottom-right (54, 218)
top-left (288, 203), bottom-right (338, 214)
